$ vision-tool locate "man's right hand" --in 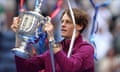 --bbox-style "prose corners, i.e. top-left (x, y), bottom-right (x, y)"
top-left (11, 17), bottom-right (20, 32)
